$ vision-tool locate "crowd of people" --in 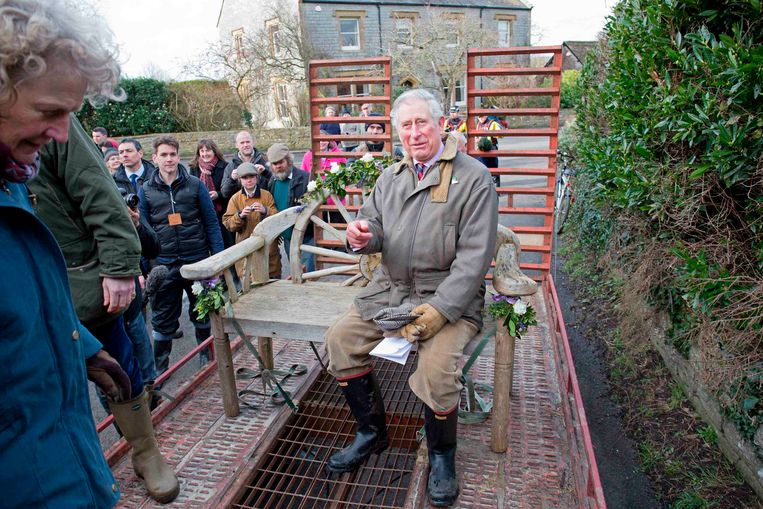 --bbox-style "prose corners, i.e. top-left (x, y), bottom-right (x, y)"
top-left (0, 1), bottom-right (503, 507)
